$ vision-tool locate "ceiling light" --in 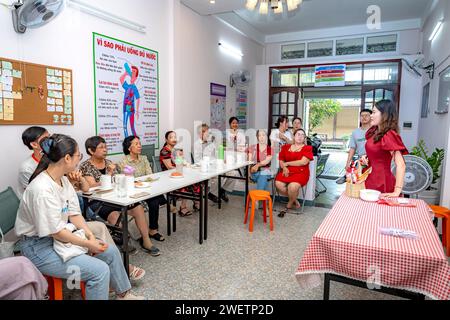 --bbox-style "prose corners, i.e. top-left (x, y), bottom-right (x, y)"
top-left (67, 0), bottom-right (146, 33)
top-left (429, 19), bottom-right (443, 41)
top-left (218, 42), bottom-right (244, 59)
top-left (209, 0), bottom-right (215, 4)
top-left (246, 0), bottom-right (303, 15)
